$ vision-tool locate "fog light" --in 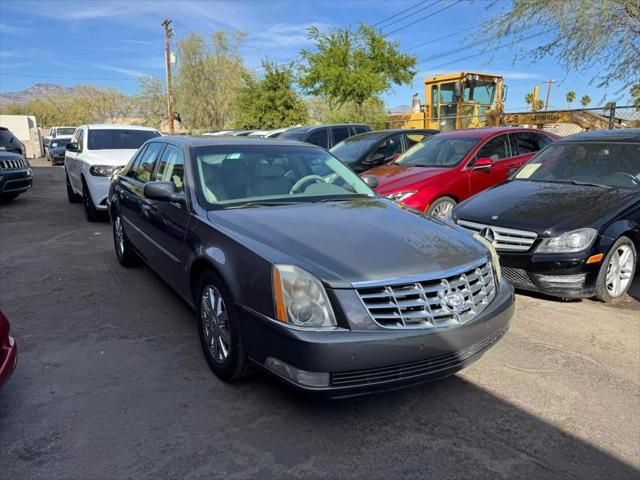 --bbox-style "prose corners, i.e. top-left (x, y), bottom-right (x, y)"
top-left (265, 357), bottom-right (330, 387)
